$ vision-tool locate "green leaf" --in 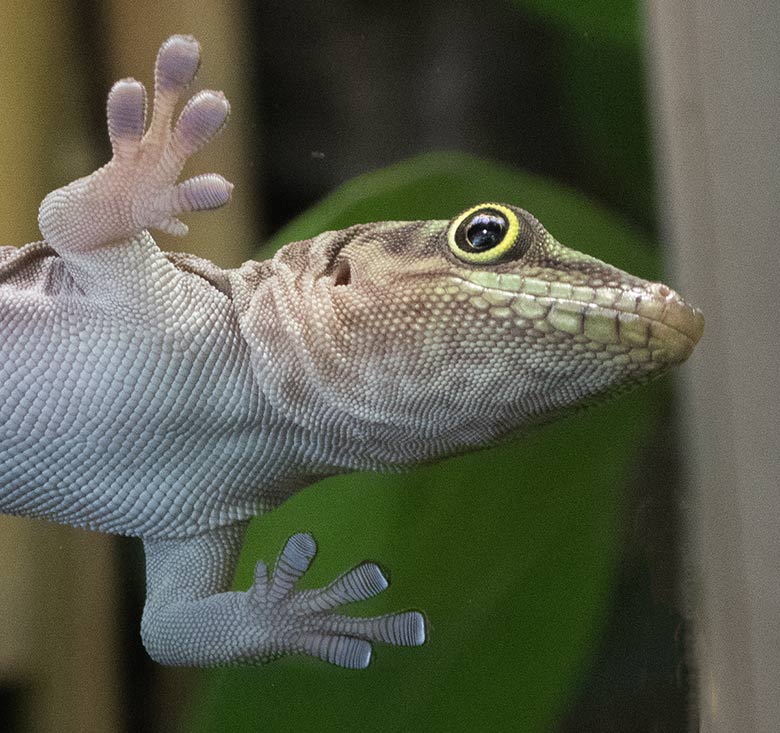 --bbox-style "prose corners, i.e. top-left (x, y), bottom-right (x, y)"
top-left (508, 0), bottom-right (640, 46)
top-left (193, 152), bottom-right (663, 732)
